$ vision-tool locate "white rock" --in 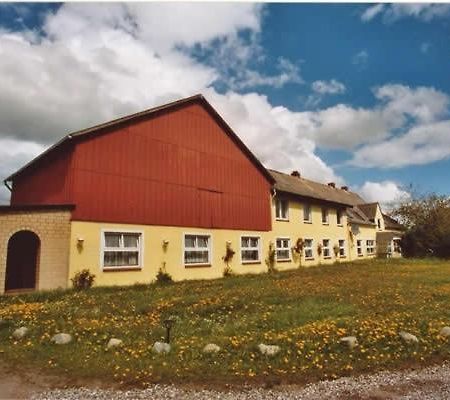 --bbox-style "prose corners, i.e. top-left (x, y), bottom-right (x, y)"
top-left (12, 327), bottom-right (28, 340)
top-left (439, 326), bottom-right (450, 337)
top-left (340, 336), bottom-right (358, 349)
top-left (258, 343), bottom-right (280, 356)
top-left (51, 333), bottom-right (72, 345)
top-left (152, 341), bottom-right (171, 354)
top-left (203, 343), bottom-right (221, 353)
top-left (399, 331), bottom-right (419, 344)
top-left (107, 338), bottom-right (123, 349)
